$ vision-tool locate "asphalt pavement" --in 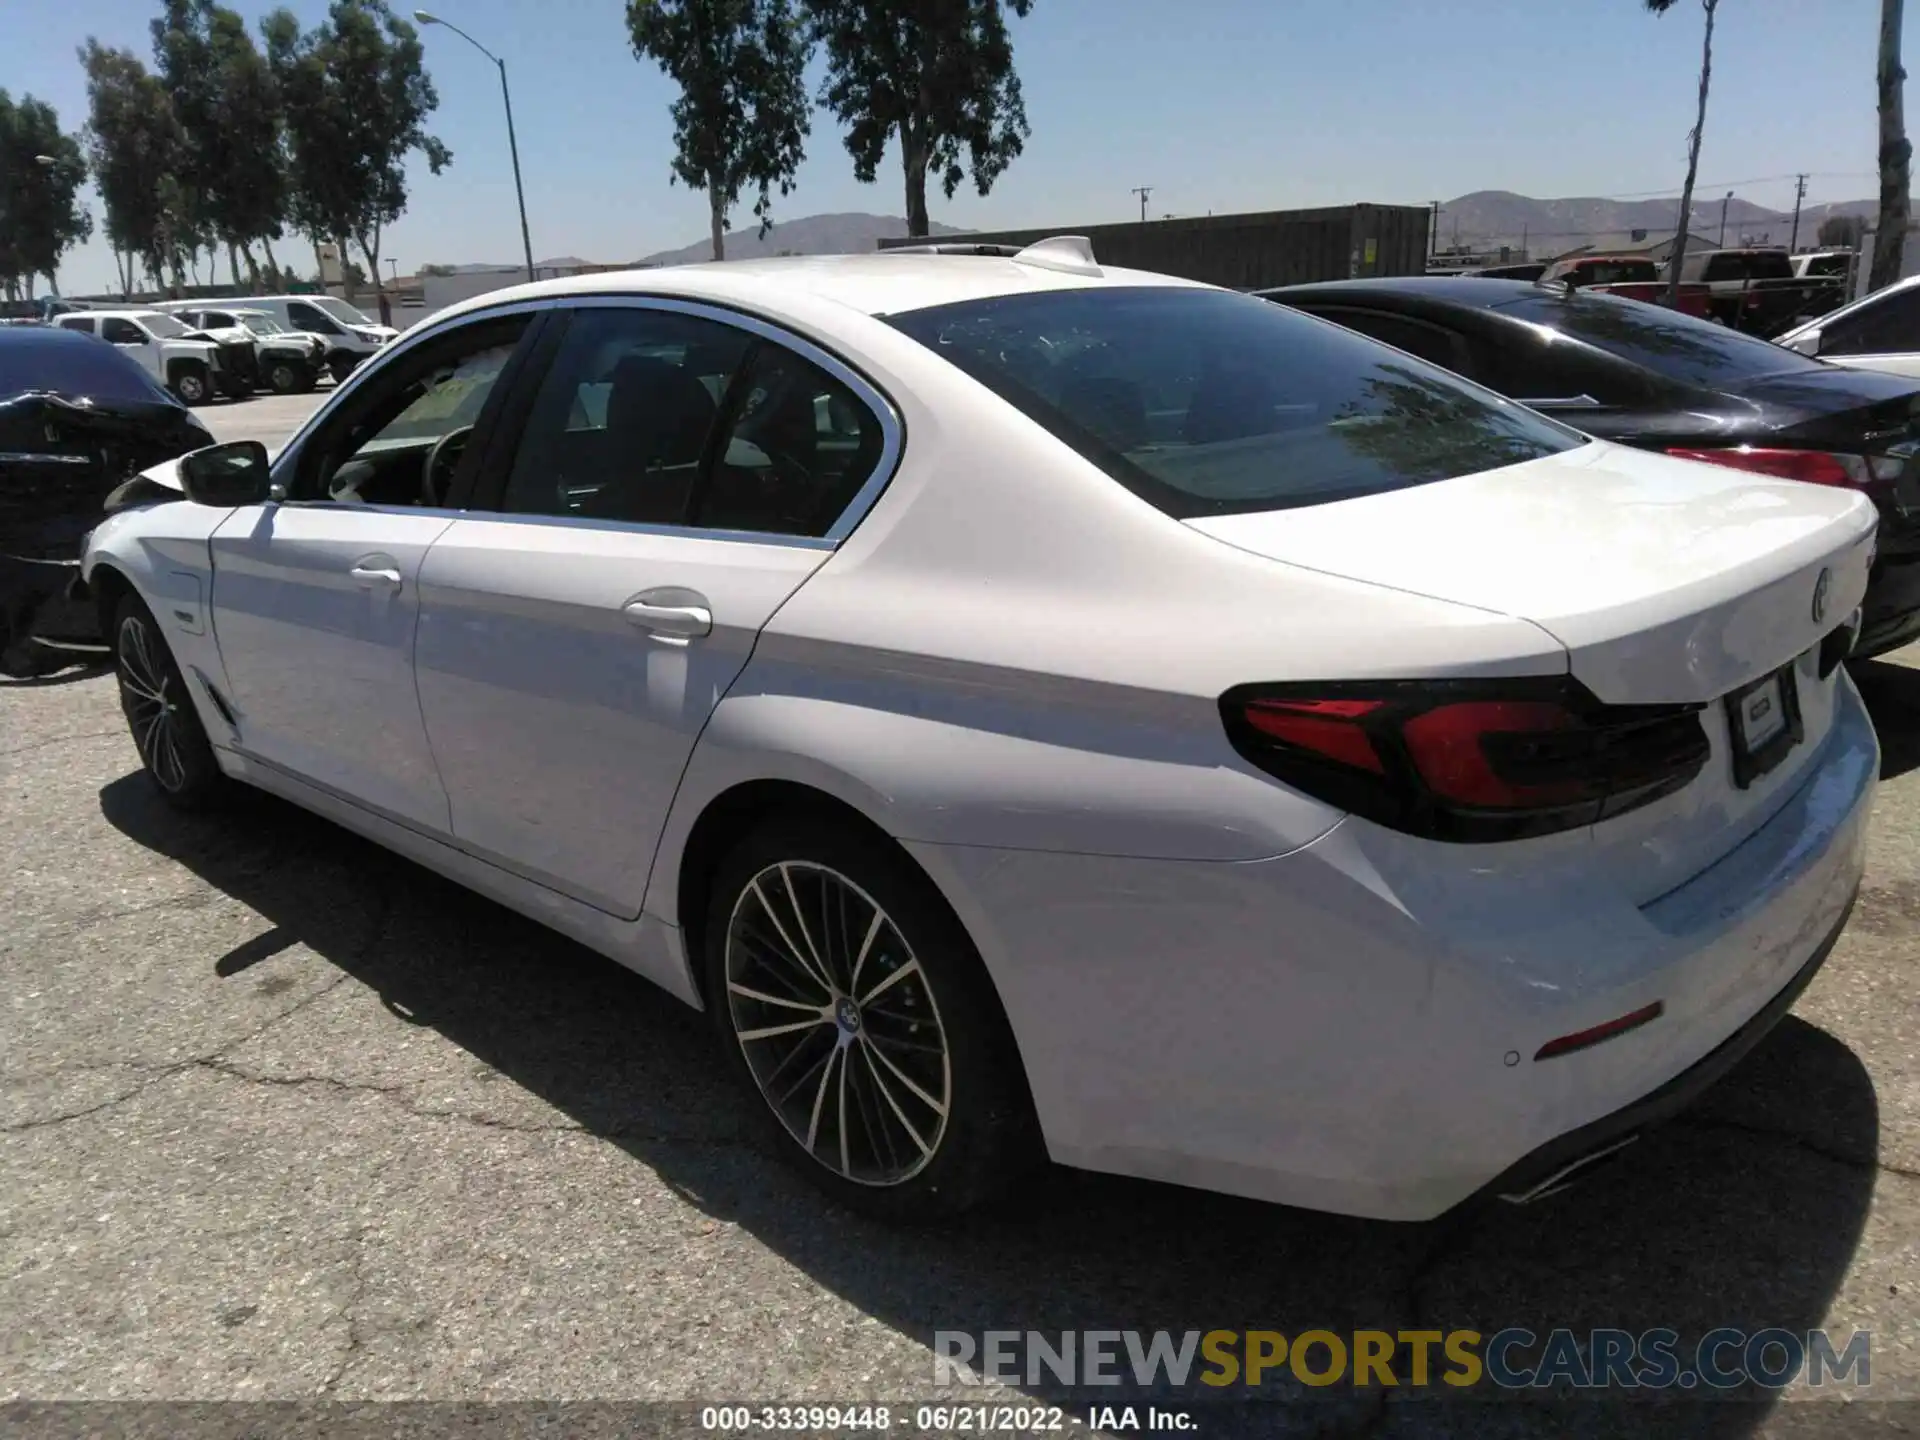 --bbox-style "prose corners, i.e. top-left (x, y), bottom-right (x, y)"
top-left (3, 391), bottom-right (1918, 1435)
